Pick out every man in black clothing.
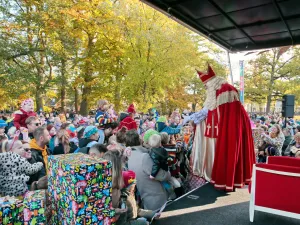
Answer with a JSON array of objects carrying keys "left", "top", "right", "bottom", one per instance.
[{"left": 28, "top": 126, "right": 50, "bottom": 185}]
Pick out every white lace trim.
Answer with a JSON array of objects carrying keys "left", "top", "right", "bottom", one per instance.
[
  {"left": 14, "top": 110, "right": 23, "bottom": 115},
  {"left": 204, "top": 77, "right": 227, "bottom": 110},
  {"left": 216, "top": 90, "right": 240, "bottom": 107}
]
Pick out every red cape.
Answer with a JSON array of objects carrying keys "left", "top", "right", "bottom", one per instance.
[
  {"left": 118, "top": 116, "right": 137, "bottom": 131},
  {"left": 210, "top": 83, "right": 255, "bottom": 191}
]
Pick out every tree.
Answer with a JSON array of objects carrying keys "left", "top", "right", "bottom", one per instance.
[
  {"left": 0, "top": 0, "right": 56, "bottom": 110},
  {"left": 0, "top": 0, "right": 227, "bottom": 114},
  {"left": 245, "top": 47, "right": 300, "bottom": 113}
]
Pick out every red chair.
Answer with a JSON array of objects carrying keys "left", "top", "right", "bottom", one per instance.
[{"left": 249, "top": 156, "right": 300, "bottom": 222}]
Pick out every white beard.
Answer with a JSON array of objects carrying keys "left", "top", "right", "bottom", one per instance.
[{"left": 203, "top": 77, "right": 227, "bottom": 111}]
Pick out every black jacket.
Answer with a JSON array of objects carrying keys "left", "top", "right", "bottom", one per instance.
[
  {"left": 284, "top": 140, "right": 300, "bottom": 157},
  {"left": 149, "top": 147, "right": 169, "bottom": 177},
  {"left": 78, "top": 138, "right": 94, "bottom": 148},
  {"left": 53, "top": 143, "right": 78, "bottom": 155},
  {"left": 69, "top": 142, "right": 78, "bottom": 153},
  {"left": 53, "top": 143, "right": 65, "bottom": 155},
  {"left": 77, "top": 146, "right": 90, "bottom": 154},
  {"left": 28, "top": 148, "right": 47, "bottom": 185},
  {"left": 282, "top": 136, "right": 293, "bottom": 155}
]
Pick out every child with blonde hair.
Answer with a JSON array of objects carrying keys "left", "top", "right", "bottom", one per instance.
[{"left": 148, "top": 134, "right": 181, "bottom": 199}]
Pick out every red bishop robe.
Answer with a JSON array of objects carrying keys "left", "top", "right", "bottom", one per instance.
[
  {"left": 118, "top": 116, "right": 137, "bottom": 131},
  {"left": 206, "top": 83, "right": 255, "bottom": 191}
]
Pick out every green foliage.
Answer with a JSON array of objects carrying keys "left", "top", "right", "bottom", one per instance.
[
  {"left": 0, "top": 0, "right": 226, "bottom": 114},
  {"left": 245, "top": 47, "right": 300, "bottom": 113}
]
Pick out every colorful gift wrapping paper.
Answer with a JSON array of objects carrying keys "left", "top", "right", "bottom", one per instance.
[
  {"left": 48, "top": 153, "right": 114, "bottom": 225},
  {"left": 23, "top": 190, "right": 46, "bottom": 225},
  {"left": 0, "top": 196, "right": 24, "bottom": 225}
]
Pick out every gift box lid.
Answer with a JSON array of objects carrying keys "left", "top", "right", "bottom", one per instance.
[
  {"left": 23, "top": 190, "right": 46, "bottom": 202},
  {"left": 0, "top": 196, "right": 23, "bottom": 207},
  {"left": 48, "top": 153, "right": 110, "bottom": 166}
]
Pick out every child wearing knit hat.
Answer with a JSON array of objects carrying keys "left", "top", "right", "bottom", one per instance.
[
  {"left": 122, "top": 170, "right": 159, "bottom": 222},
  {"left": 148, "top": 134, "right": 181, "bottom": 199}
]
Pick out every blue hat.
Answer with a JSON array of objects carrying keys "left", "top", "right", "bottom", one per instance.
[
  {"left": 84, "top": 126, "right": 98, "bottom": 138},
  {"left": 0, "top": 119, "right": 7, "bottom": 128}
]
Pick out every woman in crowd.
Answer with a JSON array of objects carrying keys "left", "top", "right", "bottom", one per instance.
[
  {"left": 126, "top": 130, "right": 170, "bottom": 211},
  {"left": 103, "top": 150, "right": 149, "bottom": 225},
  {"left": 282, "top": 128, "right": 293, "bottom": 156},
  {"left": 0, "top": 140, "right": 43, "bottom": 196},
  {"left": 53, "top": 129, "right": 71, "bottom": 155},
  {"left": 116, "top": 126, "right": 127, "bottom": 147},
  {"left": 261, "top": 124, "right": 285, "bottom": 156},
  {"left": 284, "top": 132, "right": 300, "bottom": 157}
]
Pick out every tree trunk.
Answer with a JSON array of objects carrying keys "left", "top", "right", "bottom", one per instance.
[
  {"left": 114, "top": 72, "right": 121, "bottom": 112},
  {"left": 79, "top": 86, "right": 91, "bottom": 116},
  {"left": 192, "top": 103, "right": 196, "bottom": 112},
  {"left": 35, "top": 88, "right": 43, "bottom": 112},
  {"left": 79, "top": 34, "right": 94, "bottom": 116},
  {"left": 60, "top": 59, "right": 66, "bottom": 113},
  {"left": 266, "top": 51, "right": 277, "bottom": 114},
  {"left": 266, "top": 96, "right": 270, "bottom": 113},
  {"left": 266, "top": 79, "right": 273, "bottom": 113},
  {"left": 74, "top": 87, "right": 79, "bottom": 113},
  {"left": 143, "top": 81, "right": 147, "bottom": 103}
]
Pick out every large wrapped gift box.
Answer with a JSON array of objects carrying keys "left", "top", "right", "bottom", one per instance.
[
  {"left": 23, "top": 190, "right": 47, "bottom": 225},
  {"left": 0, "top": 196, "right": 24, "bottom": 225},
  {"left": 48, "top": 153, "right": 113, "bottom": 225},
  {"left": 0, "top": 190, "right": 47, "bottom": 225}
]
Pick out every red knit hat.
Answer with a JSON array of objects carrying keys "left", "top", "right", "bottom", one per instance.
[
  {"left": 196, "top": 65, "right": 216, "bottom": 84},
  {"left": 127, "top": 104, "right": 136, "bottom": 114},
  {"left": 67, "top": 126, "right": 77, "bottom": 138},
  {"left": 122, "top": 170, "right": 136, "bottom": 188}
]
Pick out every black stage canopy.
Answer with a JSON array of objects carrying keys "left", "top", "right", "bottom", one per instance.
[{"left": 141, "top": 0, "right": 300, "bottom": 52}]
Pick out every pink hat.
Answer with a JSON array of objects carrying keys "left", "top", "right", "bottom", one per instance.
[{"left": 21, "top": 98, "right": 33, "bottom": 108}]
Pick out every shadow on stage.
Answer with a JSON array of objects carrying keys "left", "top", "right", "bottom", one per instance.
[{"left": 153, "top": 184, "right": 299, "bottom": 225}]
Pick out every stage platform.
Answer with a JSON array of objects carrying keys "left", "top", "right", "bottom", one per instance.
[{"left": 154, "top": 183, "right": 299, "bottom": 225}]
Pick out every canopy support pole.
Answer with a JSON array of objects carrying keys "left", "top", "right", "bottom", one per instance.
[{"left": 227, "top": 51, "right": 234, "bottom": 85}]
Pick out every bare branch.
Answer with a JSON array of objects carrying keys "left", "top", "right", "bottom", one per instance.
[
  {"left": 4, "top": 49, "right": 45, "bottom": 60},
  {"left": 275, "top": 56, "right": 296, "bottom": 73},
  {"left": 14, "top": 0, "right": 25, "bottom": 13},
  {"left": 146, "top": 41, "right": 151, "bottom": 62},
  {"left": 273, "top": 71, "right": 290, "bottom": 80}
]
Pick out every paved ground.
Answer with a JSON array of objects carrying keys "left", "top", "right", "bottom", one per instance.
[{"left": 154, "top": 183, "right": 299, "bottom": 225}]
